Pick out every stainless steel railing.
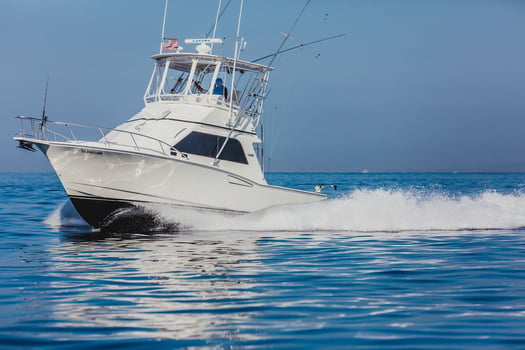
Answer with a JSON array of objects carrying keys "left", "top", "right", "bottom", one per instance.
[{"left": 15, "top": 116, "right": 179, "bottom": 157}]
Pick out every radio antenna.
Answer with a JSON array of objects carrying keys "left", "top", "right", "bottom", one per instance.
[
  {"left": 159, "top": 0, "right": 169, "bottom": 53},
  {"left": 39, "top": 76, "right": 49, "bottom": 132}
]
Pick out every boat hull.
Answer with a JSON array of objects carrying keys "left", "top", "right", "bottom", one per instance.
[
  {"left": 68, "top": 196, "right": 188, "bottom": 231},
  {"left": 68, "top": 195, "right": 133, "bottom": 228},
  {"left": 35, "top": 142, "right": 324, "bottom": 228}
]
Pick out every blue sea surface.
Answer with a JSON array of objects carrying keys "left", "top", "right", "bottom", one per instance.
[{"left": 1, "top": 172, "right": 525, "bottom": 349}]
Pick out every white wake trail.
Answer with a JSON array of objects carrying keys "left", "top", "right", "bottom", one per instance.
[{"left": 150, "top": 189, "right": 525, "bottom": 232}]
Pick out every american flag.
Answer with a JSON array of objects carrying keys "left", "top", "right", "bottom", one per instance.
[{"left": 162, "top": 38, "right": 179, "bottom": 51}]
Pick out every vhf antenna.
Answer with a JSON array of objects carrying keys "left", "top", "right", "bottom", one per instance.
[{"left": 39, "top": 76, "right": 49, "bottom": 134}]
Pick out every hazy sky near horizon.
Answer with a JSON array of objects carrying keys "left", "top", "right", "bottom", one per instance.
[{"left": 1, "top": 0, "right": 525, "bottom": 172}]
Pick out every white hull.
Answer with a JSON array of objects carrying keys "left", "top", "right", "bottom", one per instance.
[{"left": 38, "top": 142, "right": 324, "bottom": 227}]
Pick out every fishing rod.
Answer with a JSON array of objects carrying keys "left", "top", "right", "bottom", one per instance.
[
  {"left": 254, "top": 32, "right": 345, "bottom": 171},
  {"left": 252, "top": 33, "right": 346, "bottom": 63}
]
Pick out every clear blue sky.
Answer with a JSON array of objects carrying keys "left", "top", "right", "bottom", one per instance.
[{"left": 2, "top": 0, "right": 525, "bottom": 172}]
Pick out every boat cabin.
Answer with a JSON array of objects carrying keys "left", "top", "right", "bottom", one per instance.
[{"left": 144, "top": 40, "right": 272, "bottom": 124}]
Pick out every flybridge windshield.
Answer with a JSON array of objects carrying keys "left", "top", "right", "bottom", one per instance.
[{"left": 144, "top": 53, "right": 271, "bottom": 120}]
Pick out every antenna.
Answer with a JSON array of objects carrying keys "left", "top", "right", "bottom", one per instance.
[
  {"left": 160, "top": 0, "right": 169, "bottom": 53},
  {"left": 39, "top": 76, "right": 49, "bottom": 133}
]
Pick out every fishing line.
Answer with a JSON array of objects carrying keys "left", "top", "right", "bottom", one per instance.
[{"left": 266, "top": 50, "right": 301, "bottom": 166}]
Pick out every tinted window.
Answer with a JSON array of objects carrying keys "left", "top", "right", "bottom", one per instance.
[{"left": 175, "top": 132, "right": 247, "bottom": 164}]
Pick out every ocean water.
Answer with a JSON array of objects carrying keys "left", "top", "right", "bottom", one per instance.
[{"left": 1, "top": 172, "right": 525, "bottom": 349}]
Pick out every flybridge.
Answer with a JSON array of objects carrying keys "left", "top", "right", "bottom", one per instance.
[
  {"left": 147, "top": 2, "right": 271, "bottom": 123},
  {"left": 145, "top": 37, "right": 271, "bottom": 126},
  {"left": 144, "top": 52, "right": 271, "bottom": 125}
]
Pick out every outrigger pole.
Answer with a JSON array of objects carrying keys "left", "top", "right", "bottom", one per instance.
[
  {"left": 210, "top": 0, "right": 223, "bottom": 53},
  {"left": 207, "top": 0, "right": 232, "bottom": 38},
  {"left": 267, "top": 0, "right": 311, "bottom": 67},
  {"left": 252, "top": 33, "right": 346, "bottom": 64},
  {"left": 256, "top": 0, "right": 311, "bottom": 173},
  {"left": 214, "top": 0, "right": 244, "bottom": 165},
  {"left": 208, "top": 0, "right": 235, "bottom": 54}
]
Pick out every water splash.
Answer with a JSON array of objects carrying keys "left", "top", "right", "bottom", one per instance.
[
  {"left": 44, "top": 200, "right": 90, "bottom": 229},
  {"left": 147, "top": 189, "right": 525, "bottom": 232}
]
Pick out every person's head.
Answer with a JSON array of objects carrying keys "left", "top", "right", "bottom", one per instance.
[{"left": 215, "top": 78, "right": 223, "bottom": 86}]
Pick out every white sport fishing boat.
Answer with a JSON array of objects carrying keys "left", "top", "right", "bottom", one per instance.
[{"left": 14, "top": 6, "right": 326, "bottom": 229}]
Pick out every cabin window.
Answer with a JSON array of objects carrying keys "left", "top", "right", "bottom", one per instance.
[{"left": 175, "top": 132, "right": 248, "bottom": 164}]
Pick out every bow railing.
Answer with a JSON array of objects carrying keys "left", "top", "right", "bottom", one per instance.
[{"left": 15, "top": 116, "right": 179, "bottom": 157}]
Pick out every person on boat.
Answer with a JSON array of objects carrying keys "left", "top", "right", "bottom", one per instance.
[{"left": 212, "top": 78, "right": 228, "bottom": 99}]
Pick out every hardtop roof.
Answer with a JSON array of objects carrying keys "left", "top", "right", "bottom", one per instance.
[{"left": 151, "top": 53, "right": 273, "bottom": 74}]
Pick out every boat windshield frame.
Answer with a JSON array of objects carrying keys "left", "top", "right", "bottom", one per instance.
[{"left": 144, "top": 53, "right": 272, "bottom": 123}]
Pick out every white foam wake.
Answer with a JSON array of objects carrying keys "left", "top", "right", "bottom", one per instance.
[{"left": 148, "top": 189, "right": 525, "bottom": 232}]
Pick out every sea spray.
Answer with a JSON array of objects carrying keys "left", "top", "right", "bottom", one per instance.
[{"left": 44, "top": 200, "right": 90, "bottom": 228}]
